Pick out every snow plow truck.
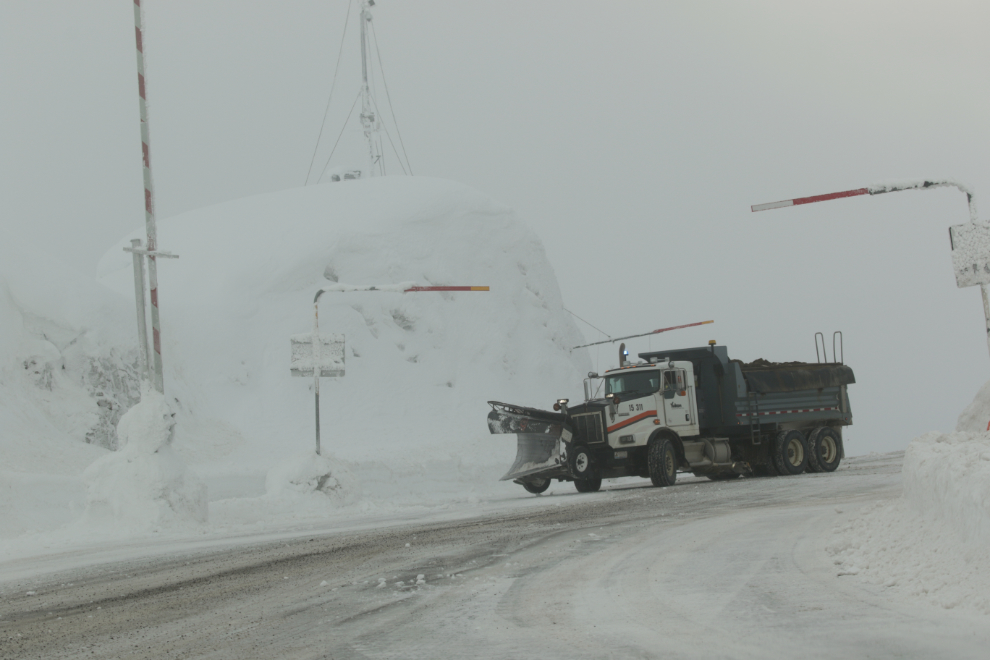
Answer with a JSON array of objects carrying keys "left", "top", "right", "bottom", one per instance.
[{"left": 487, "top": 340, "right": 854, "bottom": 494}]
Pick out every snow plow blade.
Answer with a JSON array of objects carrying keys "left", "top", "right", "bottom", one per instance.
[{"left": 487, "top": 401, "right": 572, "bottom": 482}]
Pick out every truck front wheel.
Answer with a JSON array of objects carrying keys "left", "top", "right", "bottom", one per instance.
[
  {"left": 648, "top": 437, "right": 677, "bottom": 487},
  {"left": 773, "top": 430, "right": 808, "bottom": 475},
  {"left": 568, "top": 445, "right": 594, "bottom": 480},
  {"left": 574, "top": 476, "right": 602, "bottom": 493}
]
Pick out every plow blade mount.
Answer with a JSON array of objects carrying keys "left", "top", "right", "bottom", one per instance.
[{"left": 487, "top": 401, "right": 572, "bottom": 481}]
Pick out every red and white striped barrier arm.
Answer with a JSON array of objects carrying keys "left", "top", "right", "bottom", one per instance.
[
  {"left": 403, "top": 286, "right": 490, "bottom": 292},
  {"left": 573, "top": 320, "right": 714, "bottom": 350},
  {"left": 752, "top": 179, "right": 978, "bottom": 222},
  {"left": 751, "top": 188, "right": 869, "bottom": 212},
  {"left": 315, "top": 283, "right": 488, "bottom": 301}
]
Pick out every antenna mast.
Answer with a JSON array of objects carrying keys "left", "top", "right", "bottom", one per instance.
[{"left": 359, "top": 0, "right": 381, "bottom": 177}]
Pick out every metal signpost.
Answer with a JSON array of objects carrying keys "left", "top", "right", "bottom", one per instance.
[
  {"left": 751, "top": 179, "right": 990, "bottom": 358},
  {"left": 291, "top": 283, "right": 489, "bottom": 455}
]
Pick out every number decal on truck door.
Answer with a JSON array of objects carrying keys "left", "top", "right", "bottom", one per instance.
[{"left": 628, "top": 404, "right": 643, "bottom": 412}]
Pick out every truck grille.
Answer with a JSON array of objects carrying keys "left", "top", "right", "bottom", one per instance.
[{"left": 571, "top": 412, "right": 606, "bottom": 445}]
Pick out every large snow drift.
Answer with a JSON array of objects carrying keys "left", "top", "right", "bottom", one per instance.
[
  {"left": 82, "top": 385, "right": 207, "bottom": 534},
  {"left": 829, "top": 385, "right": 990, "bottom": 616},
  {"left": 1, "top": 176, "right": 592, "bottom": 552},
  {"left": 955, "top": 379, "right": 990, "bottom": 432},
  {"left": 91, "top": 177, "right": 590, "bottom": 505},
  {"left": 0, "top": 241, "right": 141, "bottom": 541}
]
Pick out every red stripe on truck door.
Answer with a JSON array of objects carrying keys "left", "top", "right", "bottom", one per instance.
[{"left": 607, "top": 410, "right": 657, "bottom": 433}]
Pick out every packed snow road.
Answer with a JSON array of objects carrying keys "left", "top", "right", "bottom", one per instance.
[{"left": 2, "top": 452, "right": 987, "bottom": 659}]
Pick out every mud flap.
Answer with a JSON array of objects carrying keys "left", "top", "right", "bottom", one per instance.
[{"left": 487, "top": 402, "right": 572, "bottom": 482}]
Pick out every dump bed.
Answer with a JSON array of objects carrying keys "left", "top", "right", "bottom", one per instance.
[{"left": 638, "top": 346, "right": 854, "bottom": 435}]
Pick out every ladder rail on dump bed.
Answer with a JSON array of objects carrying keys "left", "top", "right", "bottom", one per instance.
[{"left": 748, "top": 391, "right": 761, "bottom": 444}]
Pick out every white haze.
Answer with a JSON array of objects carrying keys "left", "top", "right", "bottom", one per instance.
[{"left": 4, "top": 1, "right": 990, "bottom": 454}]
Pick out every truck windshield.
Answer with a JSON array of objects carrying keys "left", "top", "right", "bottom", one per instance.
[{"left": 605, "top": 370, "right": 660, "bottom": 398}]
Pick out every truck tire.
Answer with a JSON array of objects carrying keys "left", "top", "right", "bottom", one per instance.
[
  {"left": 648, "top": 437, "right": 677, "bottom": 487},
  {"left": 812, "top": 427, "right": 842, "bottom": 472},
  {"left": 574, "top": 476, "right": 602, "bottom": 493},
  {"left": 773, "top": 430, "right": 808, "bottom": 475},
  {"left": 568, "top": 445, "right": 594, "bottom": 480},
  {"left": 805, "top": 427, "right": 826, "bottom": 473},
  {"left": 522, "top": 478, "right": 551, "bottom": 494}
]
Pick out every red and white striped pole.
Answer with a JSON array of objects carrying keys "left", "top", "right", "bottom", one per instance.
[
  {"left": 751, "top": 179, "right": 978, "bottom": 223},
  {"left": 572, "top": 320, "right": 715, "bottom": 350},
  {"left": 133, "top": 0, "right": 166, "bottom": 393}
]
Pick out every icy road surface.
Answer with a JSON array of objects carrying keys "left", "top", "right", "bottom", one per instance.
[{"left": 2, "top": 452, "right": 987, "bottom": 659}]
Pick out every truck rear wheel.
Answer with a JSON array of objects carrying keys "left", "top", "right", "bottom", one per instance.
[
  {"left": 811, "top": 427, "right": 842, "bottom": 472},
  {"left": 805, "top": 427, "right": 826, "bottom": 473},
  {"left": 574, "top": 476, "right": 602, "bottom": 493},
  {"left": 648, "top": 437, "right": 677, "bottom": 487},
  {"left": 522, "top": 478, "right": 551, "bottom": 494},
  {"left": 773, "top": 430, "right": 808, "bottom": 475}
]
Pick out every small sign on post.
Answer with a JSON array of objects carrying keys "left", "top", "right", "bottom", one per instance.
[
  {"left": 290, "top": 334, "right": 345, "bottom": 377},
  {"left": 949, "top": 223, "right": 990, "bottom": 288},
  {"left": 290, "top": 333, "right": 345, "bottom": 456},
  {"left": 948, "top": 223, "right": 990, "bottom": 355}
]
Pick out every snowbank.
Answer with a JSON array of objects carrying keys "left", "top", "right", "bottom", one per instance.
[
  {"left": 81, "top": 386, "right": 207, "bottom": 533},
  {"left": 955, "top": 379, "right": 990, "bottom": 432},
  {"left": 265, "top": 450, "right": 354, "bottom": 502},
  {"left": 829, "top": 423, "right": 990, "bottom": 615},
  {"left": 0, "top": 242, "right": 141, "bottom": 541},
  {"left": 902, "top": 432, "right": 990, "bottom": 546}
]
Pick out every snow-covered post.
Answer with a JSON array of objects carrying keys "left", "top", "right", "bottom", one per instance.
[
  {"left": 752, "top": 179, "right": 990, "bottom": 359},
  {"left": 359, "top": 0, "right": 381, "bottom": 177},
  {"left": 128, "top": 239, "right": 151, "bottom": 380},
  {"left": 297, "top": 283, "right": 489, "bottom": 455}
]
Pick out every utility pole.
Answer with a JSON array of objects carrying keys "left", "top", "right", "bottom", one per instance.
[{"left": 359, "top": 1, "right": 382, "bottom": 177}]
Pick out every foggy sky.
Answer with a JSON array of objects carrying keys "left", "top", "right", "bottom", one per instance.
[{"left": 3, "top": 1, "right": 990, "bottom": 454}]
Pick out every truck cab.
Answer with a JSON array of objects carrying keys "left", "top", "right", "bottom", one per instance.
[{"left": 602, "top": 360, "right": 700, "bottom": 449}]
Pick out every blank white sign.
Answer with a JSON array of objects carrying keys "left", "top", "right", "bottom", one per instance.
[
  {"left": 290, "top": 333, "right": 345, "bottom": 377},
  {"left": 949, "top": 223, "right": 990, "bottom": 288}
]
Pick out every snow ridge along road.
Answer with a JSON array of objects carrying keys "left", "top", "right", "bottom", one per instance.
[{"left": 2, "top": 453, "right": 987, "bottom": 659}]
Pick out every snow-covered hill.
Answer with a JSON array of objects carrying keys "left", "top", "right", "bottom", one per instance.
[
  {"left": 98, "top": 176, "right": 590, "bottom": 470},
  {"left": 1, "top": 177, "right": 592, "bottom": 552}
]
